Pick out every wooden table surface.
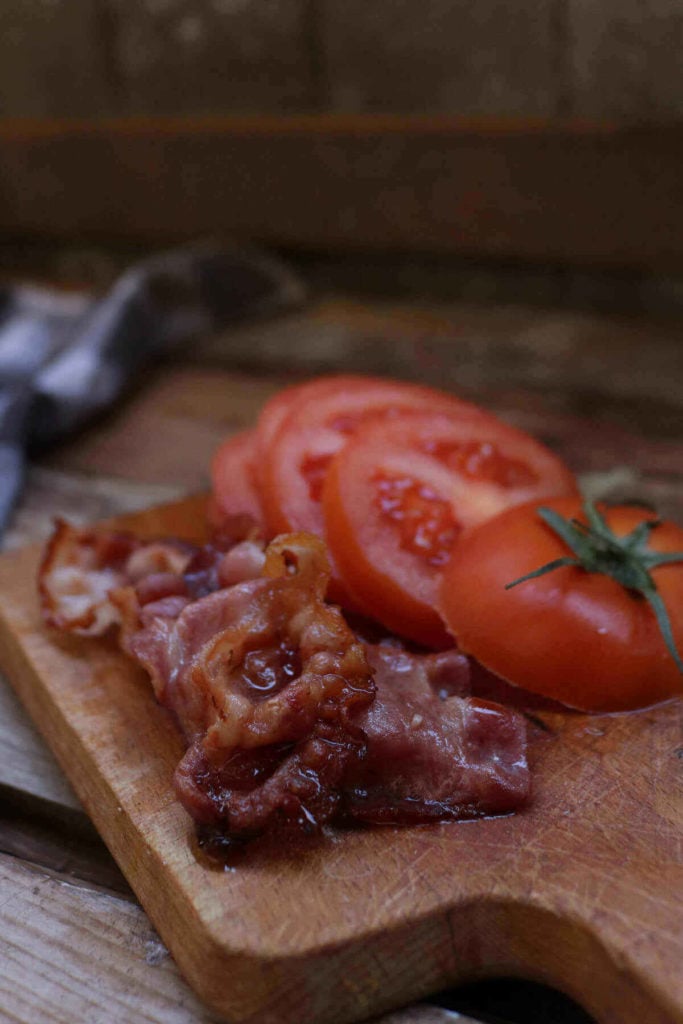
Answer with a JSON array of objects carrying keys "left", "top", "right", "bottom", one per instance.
[{"left": 1, "top": 291, "right": 681, "bottom": 1024}]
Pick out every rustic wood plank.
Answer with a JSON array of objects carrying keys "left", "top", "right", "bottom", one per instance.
[
  {"left": 7, "top": 239, "right": 683, "bottom": 324},
  {"left": 0, "top": 2, "right": 117, "bottom": 118},
  {"left": 320, "top": 1, "right": 558, "bottom": 116},
  {"left": 0, "top": 852, "right": 220, "bottom": 1023},
  {"left": 3, "top": 466, "right": 185, "bottom": 552},
  {"left": 570, "top": 0, "right": 683, "bottom": 119},
  {"left": 0, "top": 792, "right": 132, "bottom": 896},
  {"left": 2, "top": 117, "right": 683, "bottom": 269},
  {"left": 43, "top": 370, "right": 286, "bottom": 488},
  {"left": 0, "top": 678, "right": 80, "bottom": 812},
  {"left": 193, "top": 299, "right": 683, "bottom": 424},
  {"left": 0, "top": 851, "right": 471, "bottom": 1023},
  {"left": 0, "top": 837, "right": 470, "bottom": 1022},
  {"left": 0, "top": 851, "right": 471, "bottom": 1024},
  {"left": 38, "top": 299, "right": 682, "bottom": 523},
  {"left": 36, "top": 297, "right": 682, "bottom": 452},
  {"left": 108, "top": 0, "right": 315, "bottom": 115}
]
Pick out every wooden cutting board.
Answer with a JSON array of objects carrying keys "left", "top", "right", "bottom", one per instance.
[{"left": 0, "top": 494, "right": 681, "bottom": 1024}]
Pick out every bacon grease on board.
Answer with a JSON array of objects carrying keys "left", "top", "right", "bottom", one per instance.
[{"left": 38, "top": 518, "right": 530, "bottom": 846}]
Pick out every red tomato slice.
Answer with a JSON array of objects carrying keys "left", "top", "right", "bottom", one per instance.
[
  {"left": 438, "top": 498, "right": 683, "bottom": 711},
  {"left": 257, "top": 376, "right": 496, "bottom": 607},
  {"left": 254, "top": 376, "right": 371, "bottom": 497},
  {"left": 209, "top": 429, "right": 265, "bottom": 530},
  {"left": 258, "top": 375, "right": 495, "bottom": 539},
  {"left": 254, "top": 381, "right": 312, "bottom": 464},
  {"left": 322, "top": 412, "right": 578, "bottom": 647}
]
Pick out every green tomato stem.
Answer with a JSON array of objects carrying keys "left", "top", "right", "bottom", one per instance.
[{"left": 505, "top": 500, "right": 683, "bottom": 676}]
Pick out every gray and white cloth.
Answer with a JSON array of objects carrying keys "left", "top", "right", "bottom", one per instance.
[{"left": 0, "top": 242, "right": 304, "bottom": 535}]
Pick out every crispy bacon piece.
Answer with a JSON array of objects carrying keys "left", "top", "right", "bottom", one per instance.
[
  {"left": 182, "top": 537, "right": 267, "bottom": 598},
  {"left": 344, "top": 644, "right": 530, "bottom": 823},
  {"left": 38, "top": 519, "right": 192, "bottom": 635},
  {"left": 39, "top": 519, "right": 530, "bottom": 844},
  {"left": 38, "top": 517, "right": 265, "bottom": 637},
  {"left": 129, "top": 534, "right": 375, "bottom": 835},
  {"left": 175, "top": 721, "right": 367, "bottom": 836}
]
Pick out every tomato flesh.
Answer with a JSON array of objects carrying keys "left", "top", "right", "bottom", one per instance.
[
  {"left": 323, "top": 412, "right": 578, "bottom": 647},
  {"left": 209, "top": 429, "right": 265, "bottom": 529},
  {"left": 301, "top": 452, "right": 335, "bottom": 504},
  {"left": 253, "top": 379, "right": 338, "bottom": 490},
  {"left": 257, "top": 376, "right": 495, "bottom": 606},
  {"left": 258, "top": 375, "right": 495, "bottom": 537},
  {"left": 422, "top": 439, "right": 539, "bottom": 487},
  {"left": 374, "top": 473, "right": 461, "bottom": 568},
  {"left": 439, "top": 497, "right": 683, "bottom": 711}
]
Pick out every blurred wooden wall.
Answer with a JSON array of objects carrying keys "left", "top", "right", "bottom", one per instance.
[
  {"left": 2, "top": 0, "right": 683, "bottom": 120},
  {"left": 1, "top": 2, "right": 683, "bottom": 273}
]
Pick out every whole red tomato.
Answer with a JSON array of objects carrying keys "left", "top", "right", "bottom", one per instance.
[{"left": 439, "top": 497, "right": 683, "bottom": 712}]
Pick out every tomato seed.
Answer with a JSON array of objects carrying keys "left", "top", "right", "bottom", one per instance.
[
  {"left": 373, "top": 473, "right": 461, "bottom": 567},
  {"left": 421, "top": 439, "right": 537, "bottom": 487}
]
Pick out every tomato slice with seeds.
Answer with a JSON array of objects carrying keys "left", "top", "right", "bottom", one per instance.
[
  {"left": 254, "top": 381, "right": 312, "bottom": 471},
  {"left": 257, "top": 375, "right": 494, "bottom": 539},
  {"left": 257, "top": 376, "right": 496, "bottom": 606},
  {"left": 253, "top": 376, "right": 371, "bottom": 499},
  {"left": 322, "top": 412, "right": 578, "bottom": 647},
  {"left": 209, "top": 429, "right": 265, "bottom": 530}
]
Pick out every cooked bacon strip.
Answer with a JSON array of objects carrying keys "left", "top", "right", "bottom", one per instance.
[
  {"left": 343, "top": 644, "right": 530, "bottom": 823},
  {"left": 38, "top": 517, "right": 264, "bottom": 637},
  {"left": 39, "top": 519, "right": 530, "bottom": 843},
  {"left": 175, "top": 721, "right": 367, "bottom": 836},
  {"left": 182, "top": 537, "right": 267, "bottom": 598},
  {"left": 38, "top": 519, "right": 191, "bottom": 635},
  {"left": 127, "top": 534, "right": 375, "bottom": 835}
]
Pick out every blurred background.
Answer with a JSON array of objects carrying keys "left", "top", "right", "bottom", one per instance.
[{"left": 1, "top": 0, "right": 683, "bottom": 316}]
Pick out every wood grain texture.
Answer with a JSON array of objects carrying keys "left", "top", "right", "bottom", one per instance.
[
  {"left": 42, "top": 296, "right": 683, "bottom": 522},
  {"left": 320, "top": 0, "right": 557, "bottom": 116},
  {"left": 107, "top": 0, "right": 315, "bottom": 115},
  {"left": 190, "top": 298, "right": 683, "bottom": 423},
  {"left": 0, "top": 840, "right": 470, "bottom": 1023},
  {"left": 0, "top": 497, "right": 681, "bottom": 1024},
  {"left": 0, "top": 797, "right": 133, "bottom": 896},
  {"left": 0, "top": 678, "right": 80, "bottom": 812},
  {"left": 8, "top": 232, "right": 683, "bottom": 325},
  {"left": 569, "top": 0, "right": 683, "bottom": 118},
  {"left": 0, "top": 852, "right": 220, "bottom": 1023},
  {"left": 2, "top": 117, "right": 683, "bottom": 269},
  {"left": 0, "top": 1, "right": 116, "bottom": 118},
  {"left": 0, "top": 857, "right": 466, "bottom": 1024},
  {"left": 4, "top": 0, "right": 683, "bottom": 128},
  {"left": 46, "top": 370, "right": 287, "bottom": 488},
  {"left": 2, "top": 466, "right": 186, "bottom": 553}
]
